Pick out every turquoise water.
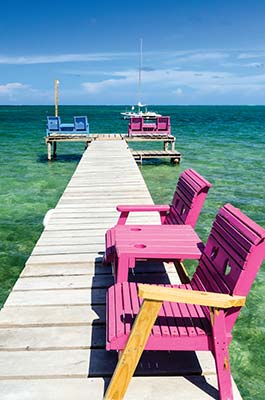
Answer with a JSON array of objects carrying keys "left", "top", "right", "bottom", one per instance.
[{"left": 0, "top": 105, "right": 264, "bottom": 398}]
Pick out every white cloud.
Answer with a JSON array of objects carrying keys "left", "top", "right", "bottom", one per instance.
[
  {"left": 238, "top": 52, "right": 265, "bottom": 59},
  {"left": 173, "top": 88, "right": 183, "bottom": 95},
  {"left": 244, "top": 62, "right": 263, "bottom": 68},
  {"left": 176, "top": 52, "right": 229, "bottom": 63},
  {"left": 82, "top": 79, "right": 119, "bottom": 93},
  {"left": 0, "top": 82, "right": 29, "bottom": 94},
  {"left": 0, "top": 49, "right": 234, "bottom": 66},
  {"left": 0, "top": 54, "right": 113, "bottom": 65},
  {"left": 80, "top": 67, "right": 265, "bottom": 98}
]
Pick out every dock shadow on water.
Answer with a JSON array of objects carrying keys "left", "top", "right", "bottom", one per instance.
[
  {"left": 88, "top": 259, "right": 218, "bottom": 398},
  {"left": 38, "top": 153, "right": 82, "bottom": 163}
]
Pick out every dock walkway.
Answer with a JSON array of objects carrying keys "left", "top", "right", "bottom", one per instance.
[{"left": 0, "top": 138, "right": 241, "bottom": 399}]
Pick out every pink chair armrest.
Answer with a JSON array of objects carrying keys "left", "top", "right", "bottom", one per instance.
[
  {"left": 116, "top": 204, "right": 170, "bottom": 225},
  {"left": 117, "top": 205, "right": 170, "bottom": 212}
]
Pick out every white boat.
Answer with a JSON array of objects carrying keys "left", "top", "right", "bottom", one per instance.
[
  {"left": 121, "top": 39, "right": 161, "bottom": 120},
  {"left": 121, "top": 103, "right": 161, "bottom": 120}
]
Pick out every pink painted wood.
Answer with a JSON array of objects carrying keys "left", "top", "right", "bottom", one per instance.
[
  {"left": 128, "top": 116, "right": 171, "bottom": 136},
  {"left": 128, "top": 117, "right": 144, "bottom": 136},
  {"left": 104, "top": 169, "right": 212, "bottom": 265},
  {"left": 114, "top": 224, "right": 203, "bottom": 283},
  {"left": 106, "top": 203, "right": 265, "bottom": 399},
  {"left": 155, "top": 116, "right": 171, "bottom": 135}
]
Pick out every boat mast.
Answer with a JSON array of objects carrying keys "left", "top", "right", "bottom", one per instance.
[{"left": 138, "top": 38, "right": 143, "bottom": 113}]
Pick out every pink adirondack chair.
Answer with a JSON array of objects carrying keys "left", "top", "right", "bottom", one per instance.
[
  {"left": 155, "top": 116, "right": 171, "bottom": 135},
  {"left": 105, "top": 204, "right": 265, "bottom": 400},
  {"left": 128, "top": 117, "right": 144, "bottom": 136},
  {"left": 104, "top": 168, "right": 212, "bottom": 265}
]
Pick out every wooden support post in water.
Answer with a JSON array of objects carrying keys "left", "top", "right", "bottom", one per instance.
[
  {"left": 53, "top": 141, "right": 57, "bottom": 158},
  {"left": 47, "top": 141, "right": 52, "bottom": 161},
  {"left": 163, "top": 141, "right": 169, "bottom": 151}
]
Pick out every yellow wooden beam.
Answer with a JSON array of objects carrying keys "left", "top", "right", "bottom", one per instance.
[
  {"left": 54, "top": 79, "right": 59, "bottom": 117},
  {"left": 138, "top": 284, "right": 246, "bottom": 309},
  {"left": 104, "top": 299, "right": 162, "bottom": 400}
]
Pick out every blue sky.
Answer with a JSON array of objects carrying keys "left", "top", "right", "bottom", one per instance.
[{"left": 1, "top": 0, "right": 265, "bottom": 105}]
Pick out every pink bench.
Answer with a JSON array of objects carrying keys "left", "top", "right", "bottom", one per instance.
[
  {"left": 104, "top": 169, "right": 212, "bottom": 267},
  {"left": 105, "top": 204, "right": 265, "bottom": 399},
  {"left": 128, "top": 116, "right": 171, "bottom": 136}
]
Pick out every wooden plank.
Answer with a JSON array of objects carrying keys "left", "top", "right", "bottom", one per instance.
[
  {"left": 21, "top": 260, "right": 177, "bottom": 277},
  {"left": 26, "top": 253, "right": 104, "bottom": 264},
  {"left": 0, "top": 325, "right": 106, "bottom": 350},
  {"left": 0, "top": 305, "right": 106, "bottom": 327},
  {"left": 13, "top": 274, "right": 113, "bottom": 291},
  {"left": 36, "top": 229, "right": 108, "bottom": 238},
  {"left": 36, "top": 236, "right": 106, "bottom": 246},
  {"left": 31, "top": 244, "right": 105, "bottom": 255},
  {"left": 4, "top": 288, "right": 107, "bottom": 307},
  {"left": 0, "top": 376, "right": 242, "bottom": 400},
  {"left": 13, "top": 272, "right": 177, "bottom": 291},
  {"left": 21, "top": 263, "right": 108, "bottom": 277},
  {"left": 0, "top": 349, "right": 216, "bottom": 379}
]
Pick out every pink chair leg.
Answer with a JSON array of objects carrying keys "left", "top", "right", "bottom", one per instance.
[
  {"left": 116, "top": 255, "right": 134, "bottom": 283},
  {"left": 103, "top": 228, "right": 115, "bottom": 265},
  {"left": 211, "top": 308, "right": 233, "bottom": 400}
]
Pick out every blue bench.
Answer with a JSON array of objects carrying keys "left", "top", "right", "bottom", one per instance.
[{"left": 46, "top": 116, "right": 89, "bottom": 135}]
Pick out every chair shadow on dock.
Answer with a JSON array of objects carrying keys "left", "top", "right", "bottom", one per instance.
[{"left": 87, "top": 259, "right": 219, "bottom": 399}]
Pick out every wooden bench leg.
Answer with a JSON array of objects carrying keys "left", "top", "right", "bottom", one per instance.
[
  {"left": 104, "top": 299, "right": 162, "bottom": 400},
  {"left": 211, "top": 308, "right": 233, "bottom": 400}
]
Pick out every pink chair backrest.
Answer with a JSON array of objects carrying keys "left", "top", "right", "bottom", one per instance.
[
  {"left": 129, "top": 117, "right": 143, "bottom": 131},
  {"left": 156, "top": 116, "right": 170, "bottom": 131},
  {"left": 165, "top": 169, "right": 212, "bottom": 227},
  {"left": 191, "top": 203, "right": 265, "bottom": 332}
]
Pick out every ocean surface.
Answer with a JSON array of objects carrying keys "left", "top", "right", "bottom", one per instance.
[{"left": 0, "top": 105, "right": 264, "bottom": 398}]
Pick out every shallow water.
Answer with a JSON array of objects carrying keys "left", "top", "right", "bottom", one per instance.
[{"left": 0, "top": 105, "right": 264, "bottom": 398}]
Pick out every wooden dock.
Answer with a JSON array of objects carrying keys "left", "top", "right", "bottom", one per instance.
[
  {"left": 0, "top": 138, "right": 241, "bottom": 399},
  {"left": 132, "top": 149, "right": 181, "bottom": 164},
  {"left": 45, "top": 133, "right": 182, "bottom": 163}
]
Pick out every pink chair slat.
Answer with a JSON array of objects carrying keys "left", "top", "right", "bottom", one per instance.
[
  {"left": 170, "top": 301, "right": 188, "bottom": 336},
  {"left": 106, "top": 282, "right": 212, "bottom": 351},
  {"left": 220, "top": 204, "right": 265, "bottom": 244},
  {"left": 193, "top": 263, "right": 231, "bottom": 295},
  {"left": 158, "top": 302, "right": 171, "bottom": 337},
  {"left": 114, "top": 283, "right": 125, "bottom": 339},
  {"left": 178, "top": 169, "right": 211, "bottom": 194},
  {"left": 164, "top": 207, "right": 184, "bottom": 225},
  {"left": 204, "top": 232, "right": 248, "bottom": 271},
  {"left": 163, "top": 300, "right": 179, "bottom": 337},
  {"left": 123, "top": 281, "right": 134, "bottom": 336},
  {"left": 129, "top": 280, "right": 141, "bottom": 315},
  {"left": 107, "top": 285, "right": 117, "bottom": 347},
  {"left": 213, "top": 216, "right": 253, "bottom": 256}
]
